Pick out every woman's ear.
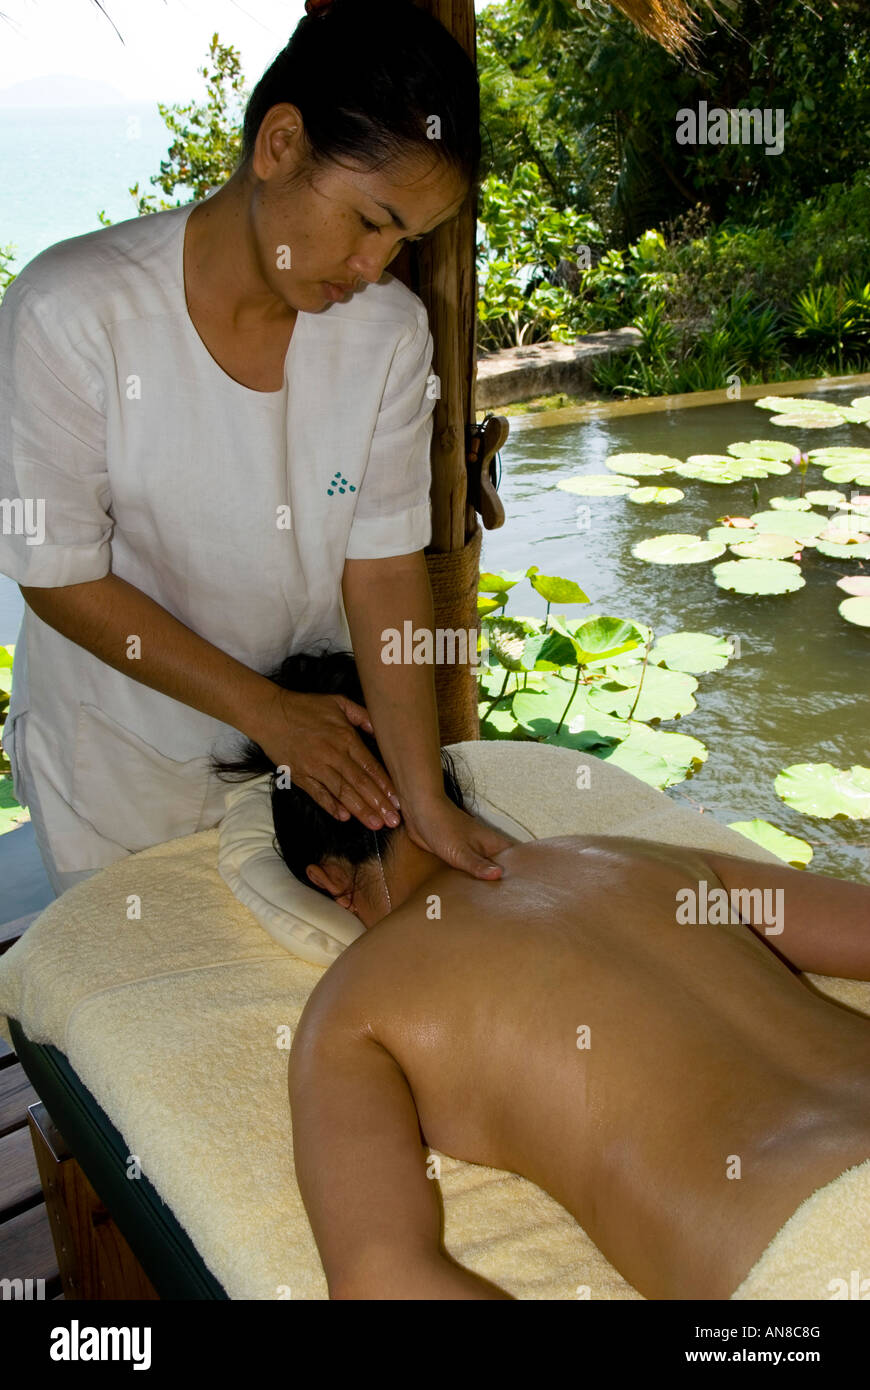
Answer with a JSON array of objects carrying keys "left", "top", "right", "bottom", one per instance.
[{"left": 306, "top": 860, "right": 353, "bottom": 905}]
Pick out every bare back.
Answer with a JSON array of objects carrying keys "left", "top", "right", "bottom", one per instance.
[{"left": 299, "top": 834, "right": 870, "bottom": 1298}]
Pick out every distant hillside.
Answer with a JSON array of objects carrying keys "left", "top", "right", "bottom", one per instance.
[{"left": 0, "top": 75, "right": 130, "bottom": 108}]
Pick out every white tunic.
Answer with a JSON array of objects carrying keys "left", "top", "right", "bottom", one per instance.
[{"left": 0, "top": 200, "right": 435, "bottom": 874}]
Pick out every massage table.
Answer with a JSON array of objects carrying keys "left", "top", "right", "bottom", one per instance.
[{"left": 2, "top": 740, "right": 868, "bottom": 1300}]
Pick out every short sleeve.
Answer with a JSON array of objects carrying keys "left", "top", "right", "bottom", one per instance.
[
  {"left": 345, "top": 303, "right": 435, "bottom": 560},
  {"left": 0, "top": 279, "right": 112, "bottom": 587}
]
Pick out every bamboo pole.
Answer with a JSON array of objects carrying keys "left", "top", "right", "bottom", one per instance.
[{"left": 391, "top": 0, "right": 481, "bottom": 744}]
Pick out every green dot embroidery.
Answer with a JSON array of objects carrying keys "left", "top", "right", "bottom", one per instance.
[{"left": 327, "top": 472, "right": 356, "bottom": 497}]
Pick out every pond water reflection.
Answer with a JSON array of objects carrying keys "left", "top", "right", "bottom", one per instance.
[{"left": 479, "top": 383, "right": 870, "bottom": 884}]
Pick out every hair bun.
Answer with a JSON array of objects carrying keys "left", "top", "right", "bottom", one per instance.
[{"left": 304, "top": 0, "right": 333, "bottom": 14}]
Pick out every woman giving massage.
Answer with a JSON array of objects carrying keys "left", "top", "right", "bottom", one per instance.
[{"left": 214, "top": 650, "right": 870, "bottom": 1301}]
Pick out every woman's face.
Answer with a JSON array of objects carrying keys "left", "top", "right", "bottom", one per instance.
[{"left": 247, "top": 103, "right": 469, "bottom": 311}]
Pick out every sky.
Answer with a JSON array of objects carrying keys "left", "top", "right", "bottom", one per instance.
[{"left": 0, "top": 0, "right": 494, "bottom": 105}]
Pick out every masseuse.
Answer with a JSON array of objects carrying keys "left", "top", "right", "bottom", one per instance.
[{"left": 0, "top": 0, "right": 511, "bottom": 895}]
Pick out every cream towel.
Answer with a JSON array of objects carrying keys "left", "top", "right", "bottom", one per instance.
[
  {"left": 731, "top": 1158, "right": 870, "bottom": 1300},
  {"left": 0, "top": 740, "right": 867, "bottom": 1299}
]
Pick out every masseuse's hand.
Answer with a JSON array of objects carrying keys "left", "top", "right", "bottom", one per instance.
[
  {"left": 402, "top": 794, "right": 516, "bottom": 881},
  {"left": 257, "top": 687, "right": 401, "bottom": 829}
]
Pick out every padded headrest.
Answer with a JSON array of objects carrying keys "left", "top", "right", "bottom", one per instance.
[{"left": 217, "top": 766, "right": 533, "bottom": 967}]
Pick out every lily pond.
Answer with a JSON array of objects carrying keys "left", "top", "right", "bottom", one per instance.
[{"left": 477, "top": 383, "right": 870, "bottom": 885}]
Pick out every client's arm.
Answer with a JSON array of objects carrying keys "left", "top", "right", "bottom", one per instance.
[
  {"left": 288, "top": 979, "right": 510, "bottom": 1300},
  {"left": 703, "top": 848, "right": 870, "bottom": 979}
]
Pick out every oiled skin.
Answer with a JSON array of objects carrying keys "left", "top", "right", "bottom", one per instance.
[{"left": 311, "top": 834, "right": 870, "bottom": 1299}]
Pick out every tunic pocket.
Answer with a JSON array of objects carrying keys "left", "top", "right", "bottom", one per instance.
[{"left": 71, "top": 702, "right": 213, "bottom": 855}]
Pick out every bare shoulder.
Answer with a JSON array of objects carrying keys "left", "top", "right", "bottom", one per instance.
[
  {"left": 494, "top": 833, "right": 648, "bottom": 860},
  {"left": 291, "top": 918, "right": 411, "bottom": 1060}
]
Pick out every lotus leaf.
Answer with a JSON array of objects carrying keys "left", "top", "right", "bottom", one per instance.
[
  {"left": 586, "top": 663, "right": 698, "bottom": 722},
  {"left": 728, "top": 533, "right": 799, "bottom": 560},
  {"left": 557, "top": 474, "right": 638, "bottom": 497},
  {"left": 479, "top": 570, "right": 527, "bottom": 593},
  {"left": 767, "top": 496, "right": 812, "bottom": 511},
  {"left": 626, "top": 486, "right": 685, "bottom": 505},
  {"left": 650, "top": 631, "right": 734, "bottom": 673},
  {"left": 602, "top": 725, "right": 707, "bottom": 788},
  {"left": 774, "top": 763, "right": 870, "bottom": 820},
  {"left": 770, "top": 412, "right": 844, "bottom": 429},
  {"left": 805, "top": 489, "right": 848, "bottom": 507},
  {"left": 726, "top": 819, "right": 813, "bottom": 866},
  {"left": 712, "top": 559, "right": 805, "bottom": 595},
  {"left": 749, "top": 511, "right": 827, "bottom": 541},
  {"left": 673, "top": 458, "right": 746, "bottom": 483},
  {"left": 632, "top": 533, "right": 727, "bottom": 564},
  {"left": 604, "top": 452, "right": 682, "bottom": 476},
  {"left": 839, "top": 596, "right": 870, "bottom": 627},
  {"left": 726, "top": 440, "right": 798, "bottom": 462}
]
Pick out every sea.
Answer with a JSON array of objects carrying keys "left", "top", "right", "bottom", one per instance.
[{"left": 0, "top": 102, "right": 191, "bottom": 643}]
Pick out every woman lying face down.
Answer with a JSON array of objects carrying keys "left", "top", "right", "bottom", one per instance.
[{"left": 215, "top": 649, "right": 870, "bottom": 1301}]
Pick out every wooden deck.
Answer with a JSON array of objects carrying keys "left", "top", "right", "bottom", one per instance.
[{"left": 0, "top": 823, "right": 64, "bottom": 1299}]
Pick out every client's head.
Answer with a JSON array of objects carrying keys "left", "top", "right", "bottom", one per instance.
[{"left": 211, "top": 646, "right": 470, "bottom": 927}]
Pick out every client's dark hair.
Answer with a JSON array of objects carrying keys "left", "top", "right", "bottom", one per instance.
[{"left": 211, "top": 645, "right": 469, "bottom": 900}]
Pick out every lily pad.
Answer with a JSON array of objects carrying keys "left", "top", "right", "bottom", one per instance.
[
  {"left": 632, "top": 533, "right": 726, "bottom": 565},
  {"left": 805, "top": 489, "right": 848, "bottom": 507},
  {"left": 818, "top": 520, "right": 870, "bottom": 543},
  {"left": 601, "top": 725, "right": 707, "bottom": 788},
  {"left": 707, "top": 524, "right": 756, "bottom": 545},
  {"left": 728, "top": 533, "right": 799, "bottom": 560},
  {"left": 478, "top": 704, "right": 521, "bottom": 738},
  {"left": 755, "top": 397, "right": 849, "bottom": 428},
  {"left": 650, "top": 631, "right": 734, "bottom": 673},
  {"left": 774, "top": 763, "right": 870, "bottom": 820},
  {"left": 726, "top": 819, "right": 813, "bottom": 867},
  {"left": 839, "top": 596, "right": 870, "bottom": 627},
  {"left": 850, "top": 396, "right": 870, "bottom": 420},
  {"left": 604, "top": 452, "right": 682, "bottom": 476},
  {"left": 837, "top": 575, "right": 870, "bottom": 596},
  {"left": 749, "top": 510, "right": 827, "bottom": 541},
  {"left": 478, "top": 593, "right": 507, "bottom": 617},
  {"left": 815, "top": 537, "right": 870, "bottom": 560},
  {"left": 586, "top": 663, "right": 698, "bottom": 722},
  {"left": 821, "top": 463, "right": 870, "bottom": 486},
  {"left": 737, "top": 457, "right": 793, "bottom": 476},
  {"left": 626, "top": 486, "right": 685, "bottom": 505},
  {"left": 808, "top": 447, "right": 870, "bottom": 466},
  {"left": 512, "top": 679, "right": 629, "bottom": 747},
  {"left": 767, "top": 496, "right": 812, "bottom": 511},
  {"left": 770, "top": 411, "right": 844, "bottom": 429},
  {"left": 557, "top": 474, "right": 639, "bottom": 497},
  {"left": 755, "top": 395, "right": 843, "bottom": 415},
  {"left": 727, "top": 439, "right": 798, "bottom": 462},
  {"left": 479, "top": 570, "right": 528, "bottom": 594},
  {"left": 712, "top": 559, "right": 805, "bottom": 595},
  {"left": 596, "top": 744, "right": 670, "bottom": 786},
  {"left": 528, "top": 573, "right": 589, "bottom": 605},
  {"left": 841, "top": 495, "right": 870, "bottom": 515},
  {"left": 673, "top": 457, "right": 746, "bottom": 484}
]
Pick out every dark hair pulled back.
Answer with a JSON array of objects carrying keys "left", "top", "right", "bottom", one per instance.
[
  {"left": 239, "top": 0, "right": 485, "bottom": 191},
  {"left": 211, "top": 646, "right": 470, "bottom": 901}
]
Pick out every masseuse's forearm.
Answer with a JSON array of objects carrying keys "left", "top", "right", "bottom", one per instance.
[
  {"left": 342, "top": 551, "right": 446, "bottom": 807},
  {"left": 19, "top": 573, "right": 277, "bottom": 739}
]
